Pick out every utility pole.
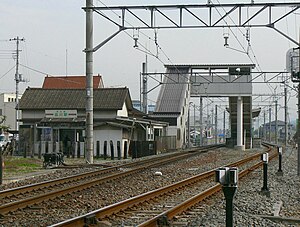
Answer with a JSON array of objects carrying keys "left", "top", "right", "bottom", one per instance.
[
  {"left": 263, "top": 110, "right": 266, "bottom": 141},
  {"left": 223, "top": 110, "right": 226, "bottom": 143},
  {"left": 193, "top": 103, "right": 196, "bottom": 135},
  {"left": 187, "top": 103, "right": 191, "bottom": 148},
  {"left": 199, "top": 97, "right": 203, "bottom": 146},
  {"left": 9, "top": 36, "right": 25, "bottom": 131},
  {"left": 284, "top": 86, "right": 288, "bottom": 146},
  {"left": 269, "top": 107, "right": 272, "bottom": 142},
  {"left": 298, "top": 83, "right": 300, "bottom": 176},
  {"left": 85, "top": 0, "right": 94, "bottom": 164},
  {"left": 142, "top": 61, "right": 148, "bottom": 114},
  {"left": 275, "top": 100, "right": 278, "bottom": 145},
  {"left": 215, "top": 105, "right": 218, "bottom": 144},
  {"left": 298, "top": 31, "right": 300, "bottom": 176}
]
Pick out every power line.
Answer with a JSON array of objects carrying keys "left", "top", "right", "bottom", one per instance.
[{"left": 0, "top": 65, "right": 15, "bottom": 80}]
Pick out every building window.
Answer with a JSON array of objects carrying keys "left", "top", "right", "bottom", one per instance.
[{"left": 0, "top": 109, "right": 2, "bottom": 115}]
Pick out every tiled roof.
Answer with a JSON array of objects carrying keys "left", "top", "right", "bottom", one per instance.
[
  {"left": 19, "top": 87, "right": 132, "bottom": 110},
  {"left": 42, "top": 75, "right": 104, "bottom": 89}
]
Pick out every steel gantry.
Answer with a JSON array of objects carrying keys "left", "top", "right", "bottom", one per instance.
[
  {"left": 84, "top": 2, "right": 300, "bottom": 46},
  {"left": 83, "top": 1, "right": 299, "bottom": 163}
]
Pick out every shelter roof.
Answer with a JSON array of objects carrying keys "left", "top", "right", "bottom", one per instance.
[{"left": 164, "top": 64, "right": 256, "bottom": 69}]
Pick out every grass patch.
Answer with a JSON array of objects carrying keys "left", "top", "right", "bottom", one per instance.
[{"left": 2, "top": 156, "right": 43, "bottom": 178}]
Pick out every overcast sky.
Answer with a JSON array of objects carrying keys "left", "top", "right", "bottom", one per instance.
[{"left": 0, "top": 0, "right": 299, "bottom": 121}]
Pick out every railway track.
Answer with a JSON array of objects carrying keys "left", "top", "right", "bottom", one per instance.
[
  {"left": 51, "top": 144, "right": 277, "bottom": 227},
  {"left": 0, "top": 144, "right": 223, "bottom": 215}
]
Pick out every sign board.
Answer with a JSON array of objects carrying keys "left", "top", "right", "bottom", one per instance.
[
  {"left": 286, "top": 48, "right": 299, "bottom": 73},
  {"left": 45, "top": 110, "right": 77, "bottom": 118}
]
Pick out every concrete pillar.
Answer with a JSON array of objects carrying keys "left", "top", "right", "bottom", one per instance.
[{"left": 236, "top": 96, "right": 245, "bottom": 150}]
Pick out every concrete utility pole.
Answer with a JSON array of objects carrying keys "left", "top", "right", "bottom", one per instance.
[
  {"left": 284, "top": 86, "right": 288, "bottom": 146},
  {"left": 199, "top": 97, "right": 203, "bottom": 146},
  {"left": 263, "top": 110, "right": 266, "bottom": 140},
  {"left": 9, "top": 36, "right": 25, "bottom": 131},
  {"left": 187, "top": 103, "right": 191, "bottom": 148},
  {"left": 269, "top": 107, "right": 272, "bottom": 142},
  {"left": 85, "top": 0, "right": 94, "bottom": 164},
  {"left": 298, "top": 31, "right": 300, "bottom": 176},
  {"left": 223, "top": 110, "right": 226, "bottom": 142},
  {"left": 275, "top": 100, "right": 278, "bottom": 145},
  {"left": 215, "top": 105, "right": 218, "bottom": 144},
  {"left": 193, "top": 103, "right": 196, "bottom": 136},
  {"left": 298, "top": 83, "right": 300, "bottom": 176},
  {"left": 142, "top": 62, "right": 148, "bottom": 114}
]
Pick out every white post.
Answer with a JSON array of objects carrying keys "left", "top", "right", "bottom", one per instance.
[{"left": 236, "top": 96, "right": 245, "bottom": 150}]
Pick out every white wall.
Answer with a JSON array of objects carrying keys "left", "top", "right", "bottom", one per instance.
[
  {"left": 0, "top": 93, "right": 19, "bottom": 130},
  {"left": 94, "top": 127, "right": 125, "bottom": 158},
  {"left": 117, "top": 103, "right": 128, "bottom": 117},
  {"left": 94, "top": 110, "right": 117, "bottom": 119},
  {"left": 22, "top": 110, "right": 45, "bottom": 120}
]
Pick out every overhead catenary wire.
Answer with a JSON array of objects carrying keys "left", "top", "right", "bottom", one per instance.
[
  {"left": 213, "top": 0, "right": 282, "bottom": 97},
  {"left": 94, "top": 0, "right": 198, "bottom": 94}
]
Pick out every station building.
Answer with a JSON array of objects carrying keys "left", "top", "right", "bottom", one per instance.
[{"left": 18, "top": 75, "right": 168, "bottom": 158}]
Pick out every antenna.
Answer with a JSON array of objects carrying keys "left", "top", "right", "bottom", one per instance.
[{"left": 66, "top": 48, "right": 68, "bottom": 77}]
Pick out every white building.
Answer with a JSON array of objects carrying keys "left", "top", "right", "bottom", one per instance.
[{"left": 0, "top": 93, "right": 21, "bottom": 131}]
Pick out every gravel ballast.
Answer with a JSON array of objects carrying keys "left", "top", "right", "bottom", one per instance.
[
  {"left": 179, "top": 146, "right": 300, "bottom": 226},
  {"left": 0, "top": 146, "right": 299, "bottom": 226}
]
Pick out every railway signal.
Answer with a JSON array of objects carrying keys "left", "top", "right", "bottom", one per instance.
[
  {"left": 216, "top": 167, "right": 238, "bottom": 227},
  {"left": 261, "top": 153, "right": 270, "bottom": 197},
  {"left": 277, "top": 147, "right": 283, "bottom": 176}
]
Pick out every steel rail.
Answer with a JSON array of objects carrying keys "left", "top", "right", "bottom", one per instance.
[
  {"left": 0, "top": 144, "right": 221, "bottom": 200},
  {"left": 138, "top": 151, "right": 278, "bottom": 226},
  {"left": 50, "top": 148, "right": 271, "bottom": 227},
  {"left": 0, "top": 145, "right": 223, "bottom": 214}
]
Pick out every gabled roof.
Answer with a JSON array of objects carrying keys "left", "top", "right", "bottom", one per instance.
[
  {"left": 42, "top": 75, "right": 104, "bottom": 89},
  {"left": 19, "top": 87, "right": 132, "bottom": 110}
]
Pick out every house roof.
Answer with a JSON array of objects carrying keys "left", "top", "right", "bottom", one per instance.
[
  {"left": 19, "top": 87, "right": 132, "bottom": 110},
  {"left": 42, "top": 75, "right": 104, "bottom": 89}
]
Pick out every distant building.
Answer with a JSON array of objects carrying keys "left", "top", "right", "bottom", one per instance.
[
  {"left": 0, "top": 93, "right": 21, "bottom": 130},
  {"left": 42, "top": 74, "right": 104, "bottom": 89},
  {"left": 260, "top": 120, "right": 292, "bottom": 140},
  {"left": 132, "top": 100, "right": 156, "bottom": 113}
]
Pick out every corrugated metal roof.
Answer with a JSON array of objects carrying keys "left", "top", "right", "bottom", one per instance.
[
  {"left": 155, "top": 67, "right": 189, "bottom": 113},
  {"left": 19, "top": 87, "right": 132, "bottom": 110},
  {"left": 42, "top": 75, "right": 104, "bottom": 89}
]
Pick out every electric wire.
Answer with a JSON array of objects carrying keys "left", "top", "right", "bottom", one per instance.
[
  {"left": 0, "top": 65, "right": 15, "bottom": 80},
  {"left": 94, "top": 0, "right": 197, "bottom": 97},
  {"left": 213, "top": 0, "right": 281, "bottom": 97}
]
